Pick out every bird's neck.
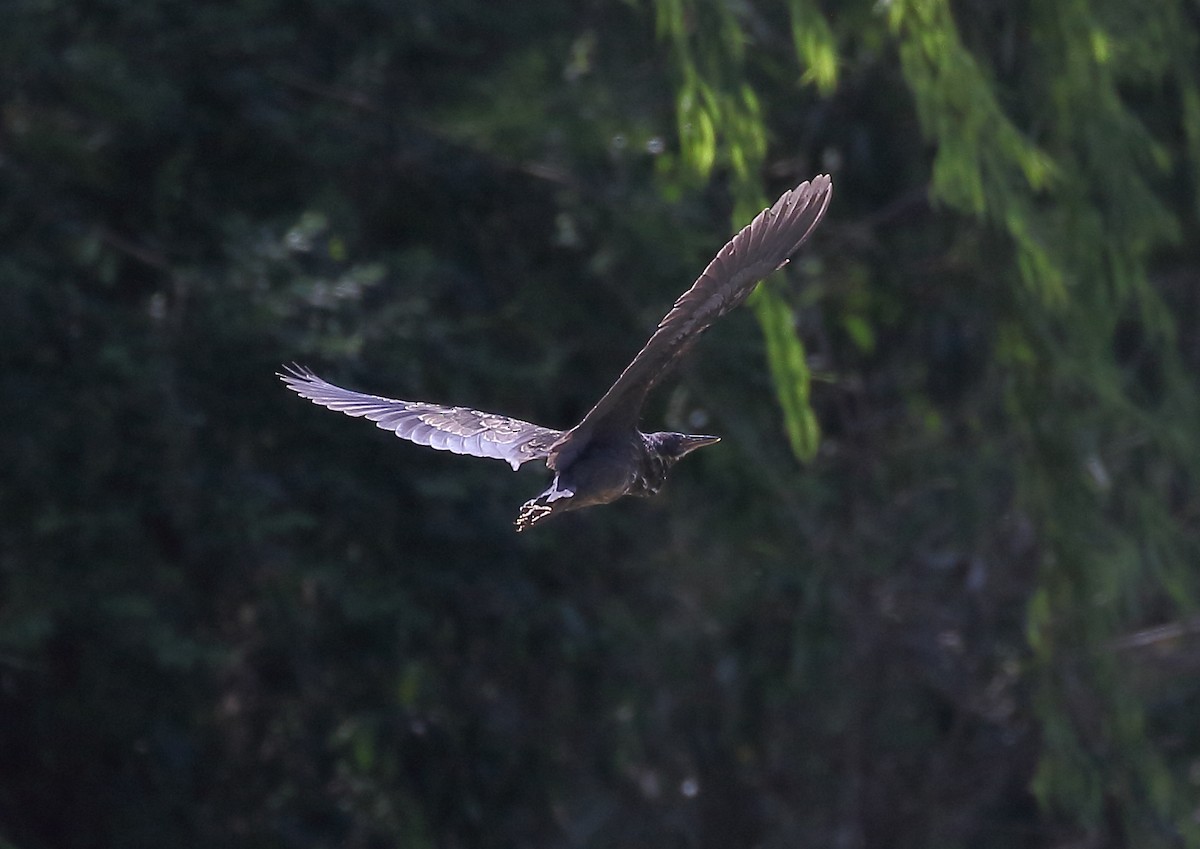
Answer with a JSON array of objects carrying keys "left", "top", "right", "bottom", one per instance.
[{"left": 632, "top": 440, "right": 670, "bottom": 496}]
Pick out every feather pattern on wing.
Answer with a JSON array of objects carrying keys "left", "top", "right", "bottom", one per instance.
[
  {"left": 547, "top": 174, "right": 832, "bottom": 470},
  {"left": 279, "top": 365, "right": 561, "bottom": 470}
]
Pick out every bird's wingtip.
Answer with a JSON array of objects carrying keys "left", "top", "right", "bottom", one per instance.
[{"left": 278, "top": 363, "right": 317, "bottom": 382}]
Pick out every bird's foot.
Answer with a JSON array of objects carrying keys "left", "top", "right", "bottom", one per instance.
[
  {"left": 515, "top": 476, "right": 575, "bottom": 532},
  {"left": 514, "top": 500, "right": 554, "bottom": 532}
]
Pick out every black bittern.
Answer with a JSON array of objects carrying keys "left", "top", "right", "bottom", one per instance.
[{"left": 281, "top": 174, "right": 832, "bottom": 530}]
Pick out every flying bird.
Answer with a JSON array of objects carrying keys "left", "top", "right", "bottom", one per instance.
[{"left": 281, "top": 174, "right": 832, "bottom": 531}]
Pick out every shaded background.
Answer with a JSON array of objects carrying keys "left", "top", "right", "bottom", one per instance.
[{"left": 3, "top": 1, "right": 1200, "bottom": 847}]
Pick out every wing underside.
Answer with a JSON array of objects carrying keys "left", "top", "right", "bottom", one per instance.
[{"left": 280, "top": 365, "right": 560, "bottom": 470}]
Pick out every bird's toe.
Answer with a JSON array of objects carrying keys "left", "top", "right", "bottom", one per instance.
[{"left": 514, "top": 500, "right": 554, "bottom": 532}]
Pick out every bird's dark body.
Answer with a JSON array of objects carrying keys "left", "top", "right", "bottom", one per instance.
[
  {"left": 281, "top": 175, "right": 832, "bottom": 530},
  {"left": 519, "top": 438, "right": 642, "bottom": 526},
  {"left": 520, "top": 432, "right": 701, "bottom": 526},
  {"left": 555, "top": 437, "right": 649, "bottom": 505}
]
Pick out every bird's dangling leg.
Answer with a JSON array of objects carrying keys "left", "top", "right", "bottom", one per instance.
[{"left": 514, "top": 476, "right": 575, "bottom": 532}]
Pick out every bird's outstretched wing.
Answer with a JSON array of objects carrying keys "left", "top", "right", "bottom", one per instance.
[
  {"left": 548, "top": 174, "right": 832, "bottom": 470},
  {"left": 279, "top": 365, "right": 561, "bottom": 470}
]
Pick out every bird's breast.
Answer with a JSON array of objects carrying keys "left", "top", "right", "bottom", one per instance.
[{"left": 553, "top": 439, "right": 645, "bottom": 508}]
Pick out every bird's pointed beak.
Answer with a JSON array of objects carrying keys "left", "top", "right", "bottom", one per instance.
[{"left": 677, "top": 434, "right": 722, "bottom": 457}]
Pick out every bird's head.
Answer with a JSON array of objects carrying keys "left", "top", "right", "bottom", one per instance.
[{"left": 647, "top": 432, "right": 722, "bottom": 464}]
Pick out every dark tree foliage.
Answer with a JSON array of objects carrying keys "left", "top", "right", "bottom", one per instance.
[{"left": 2, "top": 1, "right": 1199, "bottom": 848}]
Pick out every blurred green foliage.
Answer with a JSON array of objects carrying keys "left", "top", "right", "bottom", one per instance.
[{"left": 2, "top": 1, "right": 1200, "bottom": 847}]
